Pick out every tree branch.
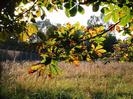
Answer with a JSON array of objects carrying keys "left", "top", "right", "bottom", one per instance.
[
  {"left": 15, "top": 0, "right": 38, "bottom": 20},
  {"left": 71, "top": 21, "right": 120, "bottom": 49}
]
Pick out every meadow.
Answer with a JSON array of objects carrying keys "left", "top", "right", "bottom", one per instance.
[{"left": 0, "top": 61, "right": 133, "bottom": 99}]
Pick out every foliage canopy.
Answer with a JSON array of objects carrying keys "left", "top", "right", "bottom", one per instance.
[{"left": 0, "top": 0, "right": 133, "bottom": 40}]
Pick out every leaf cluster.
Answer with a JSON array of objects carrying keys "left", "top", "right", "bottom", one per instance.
[{"left": 28, "top": 22, "right": 106, "bottom": 76}]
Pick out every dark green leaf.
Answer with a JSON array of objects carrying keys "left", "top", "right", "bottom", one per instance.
[
  {"left": 46, "top": 3, "right": 53, "bottom": 12},
  {"left": 101, "top": 7, "right": 110, "bottom": 14},
  {"left": 64, "top": 2, "right": 70, "bottom": 9},
  {"left": 64, "top": 2, "right": 75, "bottom": 9},
  {"left": 69, "top": 6, "right": 77, "bottom": 17},
  {"left": 31, "top": 18, "right": 36, "bottom": 23},
  {"left": 22, "top": 0, "right": 28, "bottom": 4},
  {"left": 92, "top": 3, "right": 99, "bottom": 12},
  {"left": 32, "top": 14, "right": 37, "bottom": 17},
  {"left": 78, "top": 5, "right": 85, "bottom": 14},
  {"left": 41, "top": 14, "right": 45, "bottom": 20}
]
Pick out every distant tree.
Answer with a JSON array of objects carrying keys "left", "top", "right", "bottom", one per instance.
[{"left": 103, "top": 34, "right": 117, "bottom": 52}]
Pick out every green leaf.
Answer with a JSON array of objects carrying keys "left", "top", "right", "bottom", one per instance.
[
  {"left": 65, "top": 9, "right": 71, "bottom": 17},
  {"left": 64, "top": 2, "right": 71, "bottom": 9},
  {"left": 122, "top": 6, "right": 130, "bottom": 13},
  {"left": 97, "top": 49, "right": 106, "bottom": 53},
  {"left": 41, "top": 14, "right": 45, "bottom": 20},
  {"left": 64, "top": 1, "right": 75, "bottom": 9},
  {"left": 94, "top": 37, "right": 106, "bottom": 43},
  {"left": 78, "top": 5, "right": 85, "bottom": 14},
  {"left": 69, "top": 6, "right": 77, "bottom": 17},
  {"left": 50, "top": 60, "right": 60, "bottom": 75},
  {"left": 96, "top": 45, "right": 103, "bottom": 50},
  {"left": 120, "top": 14, "right": 131, "bottom": 26},
  {"left": 92, "top": 3, "right": 99, "bottom": 12},
  {"left": 126, "top": 0, "right": 129, "bottom": 4},
  {"left": 40, "top": 8, "right": 46, "bottom": 20},
  {"left": 108, "top": 4, "right": 114, "bottom": 11},
  {"left": 112, "top": 10, "right": 119, "bottom": 22},
  {"left": 31, "top": 18, "right": 36, "bottom": 23},
  {"left": 22, "top": 0, "right": 28, "bottom": 4},
  {"left": 0, "top": 32, "right": 8, "bottom": 42},
  {"left": 46, "top": 3, "right": 54, "bottom": 12},
  {"left": 112, "top": 0, "right": 117, "bottom": 2},
  {"left": 37, "top": 32, "right": 46, "bottom": 41},
  {"left": 104, "top": 13, "right": 112, "bottom": 22},
  {"left": 101, "top": 7, "right": 110, "bottom": 14}
]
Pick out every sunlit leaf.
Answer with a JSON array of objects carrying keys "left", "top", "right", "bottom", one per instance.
[
  {"left": 116, "top": 25, "right": 121, "bottom": 32},
  {"left": 65, "top": 9, "right": 71, "bottom": 17},
  {"left": 91, "top": 44, "right": 95, "bottom": 49},
  {"left": 36, "top": 9, "right": 41, "bottom": 17},
  {"left": 31, "top": 64, "right": 42, "bottom": 71},
  {"left": 97, "top": 49, "right": 106, "bottom": 53},
  {"left": 19, "top": 24, "right": 38, "bottom": 42},
  {"left": 104, "top": 13, "right": 112, "bottom": 22},
  {"left": 112, "top": 10, "right": 119, "bottom": 22},
  {"left": 73, "top": 60, "right": 80, "bottom": 67},
  {"left": 101, "top": 7, "right": 110, "bottom": 14},
  {"left": 49, "top": 60, "right": 60, "bottom": 75},
  {"left": 96, "top": 45, "right": 103, "bottom": 50},
  {"left": 28, "top": 63, "right": 44, "bottom": 74},
  {"left": 108, "top": 4, "right": 114, "bottom": 11},
  {"left": 120, "top": 14, "right": 131, "bottom": 26}
]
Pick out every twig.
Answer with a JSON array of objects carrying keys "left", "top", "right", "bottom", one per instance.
[
  {"left": 71, "top": 21, "right": 120, "bottom": 49},
  {"left": 15, "top": 0, "right": 38, "bottom": 20}
]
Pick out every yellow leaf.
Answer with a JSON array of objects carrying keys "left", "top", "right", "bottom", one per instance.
[
  {"left": 95, "top": 26, "right": 104, "bottom": 33},
  {"left": 19, "top": 32, "right": 29, "bottom": 42},
  {"left": 66, "top": 23, "right": 72, "bottom": 29},
  {"left": 19, "top": 24, "right": 38, "bottom": 42},
  {"left": 27, "top": 24, "right": 38, "bottom": 35},
  {"left": 36, "top": 9, "right": 41, "bottom": 17},
  {"left": 86, "top": 57, "right": 91, "bottom": 62},
  {"left": 89, "top": 28, "right": 96, "bottom": 34},
  {"left": 96, "top": 45, "right": 103, "bottom": 50},
  {"left": 124, "top": 54, "right": 128, "bottom": 58},
  {"left": 73, "top": 60, "right": 79, "bottom": 67},
  {"left": 97, "top": 49, "right": 106, "bottom": 54},
  {"left": 31, "top": 65, "right": 42, "bottom": 71},
  {"left": 129, "top": 25, "right": 133, "bottom": 31},
  {"left": 69, "top": 29, "right": 75, "bottom": 35},
  {"left": 28, "top": 63, "right": 45, "bottom": 74},
  {"left": 97, "top": 53, "right": 102, "bottom": 57},
  {"left": 91, "top": 44, "right": 95, "bottom": 49}
]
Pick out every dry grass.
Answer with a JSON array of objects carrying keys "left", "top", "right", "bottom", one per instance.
[{"left": 0, "top": 61, "right": 133, "bottom": 99}]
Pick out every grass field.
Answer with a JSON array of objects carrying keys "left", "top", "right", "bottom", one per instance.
[{"left": 0, "top": 61, "right": 133, "bottom": 99}]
